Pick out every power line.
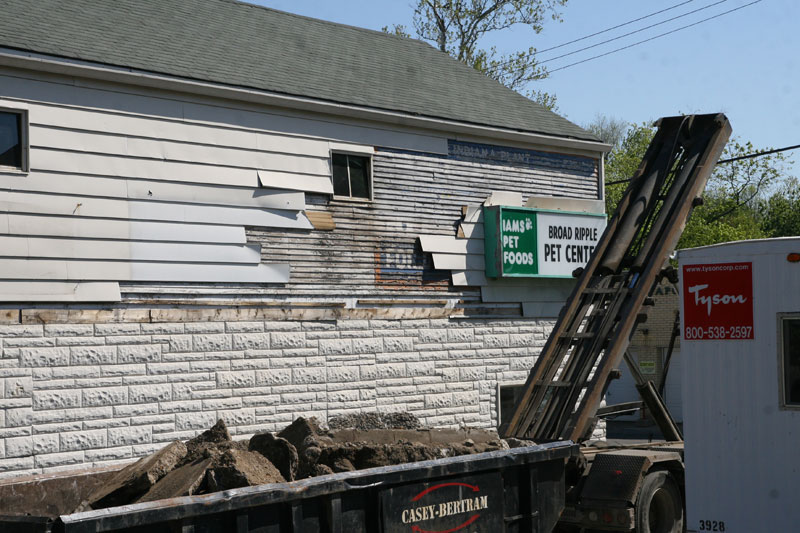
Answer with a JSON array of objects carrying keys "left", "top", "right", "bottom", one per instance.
[
  {"left": 605, "top": 142, "right": 800, "bottom": 186},
  {"left": 539, "top": 0, "right": 729, "bottom": 65},
  {"left": 548, "top": 0, "right": 763, "bottom": 74},
  {"left": 718, "top": 143, "right": 800, "bottom": 164},
  {"left": 538, "top": 0, "right": 697, "bottom": 55}
]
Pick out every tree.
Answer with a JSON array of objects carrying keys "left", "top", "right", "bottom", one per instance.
[
  {"left": 596, "top": 116, "right": 791, "bottom": 249},
  {"left": 760, "top": 178, "right": 800, "bottom": 238},
  {"left": 385, "top": 0, "right": 567, "bottom": 109},
  {"left": 584, "top": 114, "right": 629, "bottom": 155},
  {"left": 601, "top": 121, "right": 654, "bottom": 215}
]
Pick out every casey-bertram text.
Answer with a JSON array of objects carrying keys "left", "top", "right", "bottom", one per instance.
[{"left": 400, "top": 495, "right": 489, "bottom": 524}]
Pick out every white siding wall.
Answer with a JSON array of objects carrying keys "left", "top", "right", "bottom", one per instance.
[{"left": 0, "top": 67, "right": 449, "bottom": 301}]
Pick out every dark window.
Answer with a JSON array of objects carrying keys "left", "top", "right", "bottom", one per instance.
[
  {"left": 332, "top": 153, "right": 371, "bottom": 199},
  {"left": 0, "top": 111, "right": 22, "bottom": 170},
  {"left": 782, "top": 318, "right": 800, "bottom": 406},
  {"left": 499, "top": 384, "right": 525, "bottom": 430}
]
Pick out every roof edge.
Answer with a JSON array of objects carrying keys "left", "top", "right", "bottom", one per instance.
[{"left": 0, "top": 48, "right": 611, "bottom": 153}]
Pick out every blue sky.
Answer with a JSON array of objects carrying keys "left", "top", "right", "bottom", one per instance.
[{"left": 255, "top": 0, "right": 797, "bottom": 176}]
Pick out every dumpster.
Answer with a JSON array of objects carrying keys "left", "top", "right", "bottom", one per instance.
[{"left": 0, "top": 441, "right": 576, "bottom": 533}]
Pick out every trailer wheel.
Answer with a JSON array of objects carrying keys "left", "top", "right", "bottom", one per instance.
[{"left": 636, "top": 471, "right": 683, "bottom": 533}]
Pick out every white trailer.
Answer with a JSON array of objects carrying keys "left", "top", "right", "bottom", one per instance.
[{"left": 679, "top": 237, "right": 800, "bottom": 532}]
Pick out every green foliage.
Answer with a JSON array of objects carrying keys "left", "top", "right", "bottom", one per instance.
[
  {"left": 759, "top": 178, "right": 800, "bottom": 237},
  {"left": 602, "top": 122, "right": 654, "bottom": 215},
  {"left": 596, "top": 115, "right": 795, "bottom": 249},
  {"left": 385, "top": 0, "right": 567, "bottom": 110},
  {"left": 677, "top": 193, "right": 765, "bottom": 249}
]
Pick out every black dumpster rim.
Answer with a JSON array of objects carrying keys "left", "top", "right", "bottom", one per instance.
[{"left": 57, "top": 441, "right": 577, "bottom": 532}]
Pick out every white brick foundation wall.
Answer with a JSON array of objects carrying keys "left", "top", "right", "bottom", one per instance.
[{"left": 0, "top": 317, "right": 555, "bottom": 479}]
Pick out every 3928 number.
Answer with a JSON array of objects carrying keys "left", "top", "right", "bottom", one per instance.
[{"left": 699, "top": 519, "right": 725, "bottom": 531}]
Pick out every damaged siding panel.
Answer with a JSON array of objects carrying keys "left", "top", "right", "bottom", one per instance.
[
  {"left": 452, "top": 270, "right": 488, "bottom": 287},
  {"left": 0, "top": 71, "right": 448, "bottom": 155},
  {"left": 376, "top": 150, "right": 599, "bottom": 200},
  {"left": 257, "top": 170, "right": 334, "bottom": 194},
  {"left": 0, "top": 259, "right": 289, "bottom": 283},
  {"left": 0, "top": 281, "right": 121, "bottom": 302},
  {"left": 33, "top": 126, "right": 331, "bottom": 176},
  {"left": 2, "top": 237, "right": 262, "bottom": 263},
  {"left": 431, "top": 253, "right": 484, "bottom": 271},
  {"left": 31, "top": 149, "right": 261, "bottom": 188},
  {"left": 418, "top": 234, "right": 484, "bottom": 254},
  {"left": 6, "top": 215, "right": 247, "bottom": 244},
  {"left": 1, "top": 191, "right": 312, "bottom": 229},
  {"left": 0, "top": 171, "right": 306, "bottom": 210}
]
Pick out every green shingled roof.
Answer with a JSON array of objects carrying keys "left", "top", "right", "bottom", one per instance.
[{"left": 0, "top": 0, "right": 598, "bottom": 142}]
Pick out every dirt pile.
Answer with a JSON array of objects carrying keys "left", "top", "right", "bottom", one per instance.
[{"left": 74, "top": 413, "right": 510, "bottom": 512}]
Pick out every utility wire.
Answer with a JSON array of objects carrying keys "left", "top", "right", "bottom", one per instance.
[
  {"left": 548, "top": 0, "right": 763, "bottom": 74},
  {"left": 605, "top": 142, "right": 800, "bottom": 186},
  {"left": 540, "top": 0, "right": 729, "bottom": 65},
  {"left": 718, "top": 143, "right": 800, "bottom": 164},
  {"left": 537, "top": 0, "right": 696, "bottom": 55}
]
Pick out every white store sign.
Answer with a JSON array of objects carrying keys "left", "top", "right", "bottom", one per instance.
[{"left": 536, "top": 211, "right": 607, "bottom": 276}]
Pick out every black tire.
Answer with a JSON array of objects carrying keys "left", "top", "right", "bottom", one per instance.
[{"left": 635, "top": 470, "right": 684, "bottom": 533}]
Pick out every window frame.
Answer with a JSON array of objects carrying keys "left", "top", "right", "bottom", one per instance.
[
  {"left": 497, "top": 382, "right": 526, "bottom": 430},
  {"left": 778, "top": 313, "right": 800, "bottom": 409},
  {"left": 0, "top": 105, "right": 29, "bottom": 174},
  {"left": 330, "top": 150, "right": 374, "bottom": 202}
]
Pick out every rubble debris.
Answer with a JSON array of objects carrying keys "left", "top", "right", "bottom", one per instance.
[
  {"left": 328, "top": 411, "right": 421, "bottom": 430},
  {"left": 249, "top": 432, "right": 299, "bottom": 481},
  {"left": 68, "top": 413, "right": 521, "bottom": 514},
  {"left": 206, "top": 449, "right": 285, "bottom": 491},
  {"left": 183, "top": 418, "right": 234, "bottom": 465},
  {"left": 505, "top": 438, "right": 537, "bottom": 449},
  {"left": 332, "top": 457, "right": 355, "bottom": 473},
  {"left": 137, "top": 458, "right": 212, "bottom": 503},
  {"left": 84, "top": 440, "right": 187, "bottom": 510},
  {"left": 278, "top": 417, "right": 329, "bottom": 479}
]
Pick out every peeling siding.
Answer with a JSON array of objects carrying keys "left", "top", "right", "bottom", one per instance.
[{"left": 0, "top": 68, "right": 448, "bottom": 301}]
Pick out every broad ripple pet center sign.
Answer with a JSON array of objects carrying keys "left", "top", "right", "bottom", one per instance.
[{"left": 484, "top": 206, "right": 607, "bottom": 278}]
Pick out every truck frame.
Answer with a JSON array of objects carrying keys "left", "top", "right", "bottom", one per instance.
[{"left": 504, "top": 113, "right": 732, "bottom": 532}]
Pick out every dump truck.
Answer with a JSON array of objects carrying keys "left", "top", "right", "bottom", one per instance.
[{"left": 0, "top": 113, "right": 732, "bottom": 532}]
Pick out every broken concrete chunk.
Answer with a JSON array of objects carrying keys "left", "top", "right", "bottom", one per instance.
[
  {"left": 186, "top": 419, "right": 230, "bottom": 450},
  {"left": 137, "top": 458, "right": 212, "bottom": 503},
  {"left": 208, "top": 449, "right": 285, "bottom": 490},
  {"left": 505, "top": 438, "right": 537, "bottom": 449},
  {"left": 278, "top": 417, "right": 327, "bottom": 478},
  {"left": 277, "top": 417, "right": 321, "bottom": 449},
  {"left": 312, "top": 464, "right": 334, "bottom": 476},
  {"left": 85, "top": 440, "right": 187, "bottom": 510},
  {"left": 182, "top": 419, "right": 238, "bottom": 465},
  {"left": 249, "top": 432, "right": 299, "bottom": 481},
  {"left": 332, "top": 457, "right": 355, "bottom": 473}
]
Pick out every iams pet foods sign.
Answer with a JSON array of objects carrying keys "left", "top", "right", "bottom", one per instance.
[{"left": 483, "top": 206, "right": 606, "bottom": 278}]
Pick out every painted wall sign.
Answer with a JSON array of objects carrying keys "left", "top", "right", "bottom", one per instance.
[
  {"left": 381, "top": 472, "right": 503, "bottom": 533},
  {"left": 484, "top": 205, "right": 606, "bottom": 278},
  {"left": 682, "top": 262, "right": 754, "bottom": 340},
  {"left": 639, "top": 360, "right": 657, "bottom": 374}
]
